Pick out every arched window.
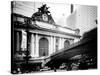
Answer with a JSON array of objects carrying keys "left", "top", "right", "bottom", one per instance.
[
  {"left": 39, "top": 38, "right": 49, "bottom": 57},
  {"left": 64, "top": 40, "right": 70, "bottom": 48},
  {"left": 56, "top": 37, "right": 59, "bottom": 52}
]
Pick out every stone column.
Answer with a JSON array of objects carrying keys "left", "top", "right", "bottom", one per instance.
[
  {"left": 58, "top": 37, "right": 62, "bottom": 50},
  {"left": 49, "top": 36, "right": 53, "bottom": 55},
  {"left": 21, "top": 30, "right": 27, "bottom": 51},
  {"left": 53, "top": 36, "right": 56, "bottom": 53},
  {"left": 35, "top": 34, "right": 39, "bottom": 57},
  {"left": 30, "top": 34, "right": 35, "bottom": 57},
  {"left": 16, "top": 32, "right": 20, "bottom": 51},
  {"left": 61, "top": 38, "right": 64, "bottom": 49}
]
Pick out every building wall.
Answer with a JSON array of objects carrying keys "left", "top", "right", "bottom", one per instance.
[
  {"left": 13, "top": 12, "right": 80, "bottom": 58},
  {"left": 19, "top": 30, "right": 75, "bottom": 58},
  {"left": 67, "top": 5, "right": 97, "bottom": 35},
  {"left": 76, "top": 5, "right": 97, "bottom": 35},
  {"left": 66, "top": 10, "right": 77, "bottom": 29}
]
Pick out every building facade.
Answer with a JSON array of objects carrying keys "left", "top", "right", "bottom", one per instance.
[
  {"left": 12, "top": 4, "right": 80, "bottom": 58},
  {"left": 12, "top": 14, "right": 80, "bottom": 58},
  {"left": 11, "top": 3, "right": 81, "bottom": 73}
]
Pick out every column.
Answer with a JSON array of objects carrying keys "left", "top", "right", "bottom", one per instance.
[
  {"left": 58, "top": 37, "right": 62, "bottom": 50},
  {"left": 53, "top": 36, "right": 56, "bottom": 53},
  {"left": 30, "top": 34, "right": 35, "bottom": 57},
  {"left": 21, "top": 30, "right": 27, "bottom": 51},
  {"left": 35, "top": 34, "right": 39, "bottom": 57},
  {"left": 61, "top": 38, "right": 64, "bottom": 49},
  {"left": 16, "top": 32, "right": 20, "bottom": 51},
  {"left": 49, "top": 36, "right": 53, "bottom": 55}
]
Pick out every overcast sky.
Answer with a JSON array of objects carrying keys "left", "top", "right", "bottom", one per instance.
[
  {"left": 13, "top": 1, "right": 79, "bottom": 26},
  {"left": 13, "top": 1, "right": 97, "bottom": 35}
]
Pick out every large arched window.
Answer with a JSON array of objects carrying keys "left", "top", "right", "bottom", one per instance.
[
  {"left": 55, "top": 37, "right": 59, "bottom": 52},
  {"left": 64, "top": 40, "right": 70, "bottom": 48},
  {"left": 39, "top": 38, "right": 49, "bottom": 57}
]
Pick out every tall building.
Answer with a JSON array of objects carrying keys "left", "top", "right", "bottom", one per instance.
[
  {"left": 11, "top": 1, "right": 81, "bottom": 73},
  {"left": 67, "top": 5, "right": 97, "bottom": 35}
]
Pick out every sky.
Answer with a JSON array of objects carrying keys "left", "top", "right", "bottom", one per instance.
[
  {"left": 13, "top": 1, "right": 97, "bottom": 35},
  {"left": 13, "top": 1, "right": 74, "bottom": 26}
]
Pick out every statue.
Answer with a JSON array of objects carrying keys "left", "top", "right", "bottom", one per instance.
[
  {"left": 38, "top": 4, "right": 50, "bottom": 14},
  {"left": 32, "top": 4, "right": 55, "bottom": 24}
]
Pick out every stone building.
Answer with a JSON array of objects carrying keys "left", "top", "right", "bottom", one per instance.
[
  {"left": 12, "top": 4, "right": 80, "bottom": 57},
  {"left": 11, "top": 3, "right": 81, "bottom": 73}
]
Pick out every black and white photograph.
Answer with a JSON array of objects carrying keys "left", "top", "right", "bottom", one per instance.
[{"left": 11, "top": 1, "right": 97, "bottom": 74}]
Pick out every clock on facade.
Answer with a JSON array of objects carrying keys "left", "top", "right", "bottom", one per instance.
[{"left": 42, "top": 14, "right": 48, "bottom": 21}]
